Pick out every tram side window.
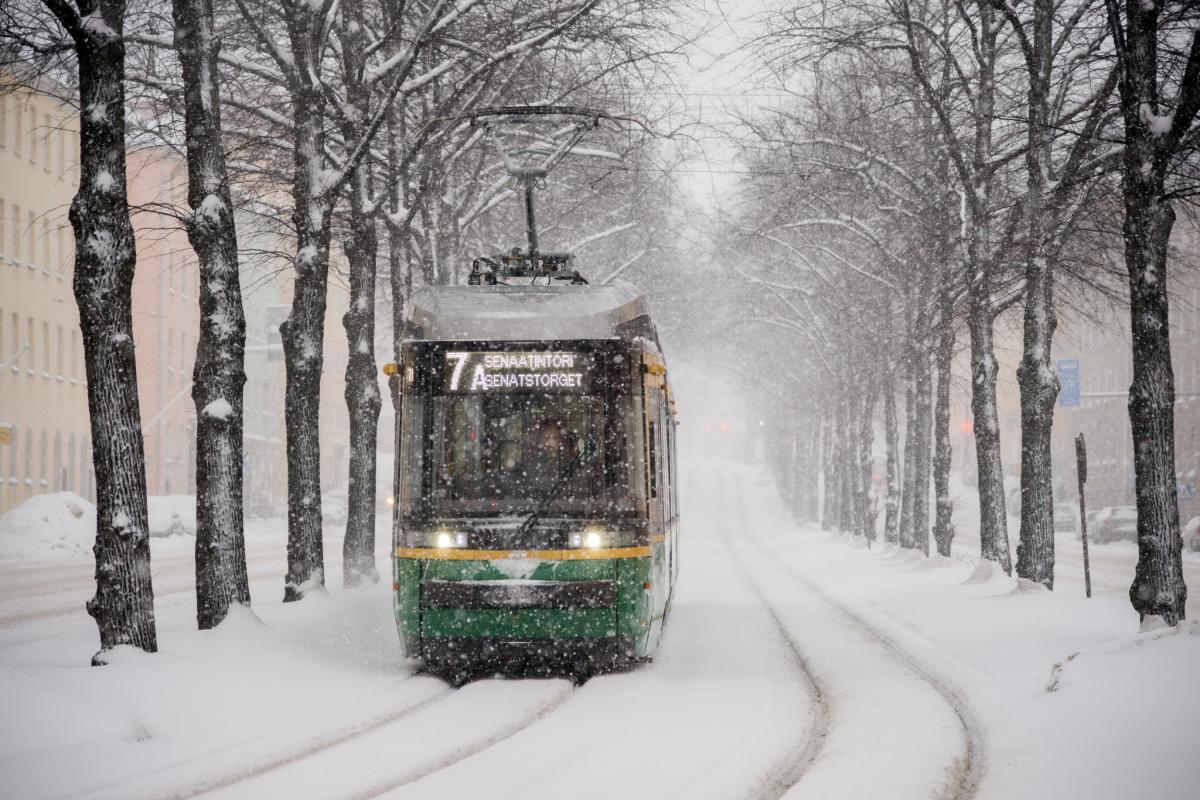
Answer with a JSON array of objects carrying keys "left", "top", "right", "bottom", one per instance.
[
  {"left": 662, "top": 404, "right": 674, "bottom": 519},
  {"left": 648, "top": 420, "right": 658, "bottom": 498},
  {"left": 401, "top": 395, "right": 425, "bottom": 513}
]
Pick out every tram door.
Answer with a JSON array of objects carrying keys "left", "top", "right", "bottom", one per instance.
[{"left": 644, "top": 368, "right": 670, "bottom": 644}]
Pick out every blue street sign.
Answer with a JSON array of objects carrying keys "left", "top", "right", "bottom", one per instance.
[{"left": 1057, "top": 359, "right": 1080, "bottom": 407}]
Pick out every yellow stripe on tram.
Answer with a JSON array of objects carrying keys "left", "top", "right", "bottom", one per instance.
[{"left": 394, "top": 546, "right": 652, "bottom": 561}]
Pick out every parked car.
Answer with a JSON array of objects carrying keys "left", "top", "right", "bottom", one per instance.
[
  {"left": 1092, "top": 505, "right": 1138, "bottom": 543},
  {"left": 1053, "top": 502, "right": 1079, "bottom": 535},
  {"left": 321, "top": 494, "right": 348, "bottom": 526},
  {"left": 1184, "top": 516, "right": 1200, "bottom": 552}
]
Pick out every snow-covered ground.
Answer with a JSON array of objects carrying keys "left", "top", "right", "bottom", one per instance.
[{"left": 2, "top": 461, "right": 1198, "bottom": 799}]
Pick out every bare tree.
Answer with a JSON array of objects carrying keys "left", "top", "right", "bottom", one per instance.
[
  {"left": 1104, "top": 0, "right": 1200, "bottom": 625},
  {"left": 38, "top": 0, "right": 158, "bottom": 661},
  {"left": 171, "top": 0, "right": 252, "bottom": 627}
]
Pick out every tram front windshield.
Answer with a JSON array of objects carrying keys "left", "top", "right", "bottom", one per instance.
[{"left": 402, "top": 349, "right": 640, "bottom": 518}]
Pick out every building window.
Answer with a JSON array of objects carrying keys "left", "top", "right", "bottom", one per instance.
[
  {"left": 11, "top": 204, "right": 20, "bottom": 262},
  {"left": 0, "top": 198, "right": 6, "bottom": 257},
  {"left": 29, "top": 108, "right": 37, "bottom": 165},
  {"left": 41, "top": 114, "right": 50, "bottom": 172},
  {"left": 66, "top": 434, "right": 75, "bottom": 492},
  {"left": 7, "top": 426, "right": 17, "bottom": 483},
  {"left": 26, "top": 209, "right": 34, "bottom": 267},
  {"left": 25, "top": 317, "right": 34, "bottom": 374},
  {"left": 13, "top": 101, "right": 22, "bottom": 156},
  {"left": 54, "top": 226, "right": 62, "bottom": 274},
  {"left": 52, "top": 432, "right": 61, "bottom": 490},
  {"left": 23, "top": 430, "right": 32, "bottom": 488},
  {"left": 9, "top": 313, "right": 17, "bottom": 369},
  {"left": 41, "top": 321, "right": 49, "bottom": 375},
  {"left": 81, "top": 438, "right": 92, "bottom": 501},
  {"left": 0, "top": 95, "right": 6, "bottom": 149},
  {"left": 40, "top": 217, "right": 49, "bottom": 271},
  {"left": 56, "top": 325, "right": 63, "bottom": 378},
  {"left": 71, "top": 333, "right": 78, "bottom": 381},
  {"left": 57, "top": 124, "right": 65, "bottom": 177}
]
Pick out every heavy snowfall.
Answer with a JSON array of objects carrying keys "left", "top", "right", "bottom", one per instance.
[{"left": 2, "top": 0, "right": 1200, "bottom": 798}]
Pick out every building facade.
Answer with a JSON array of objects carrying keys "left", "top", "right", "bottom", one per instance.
[
  {"left": 127, "top": 147, "right": 202, "bottom": 497},
  {"left": 1, "top": 72, "right": 355, "bottom": 519},
  {"left": 1050, "top": 222, "right": 1200, "bottom": 524},
  {"left": 0, "top": 74, "right": 91, "bottom": 514}
]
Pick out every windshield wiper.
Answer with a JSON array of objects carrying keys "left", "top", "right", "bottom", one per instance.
[{"left": 515, "top": 448, "right": 587, "bottom": 537}]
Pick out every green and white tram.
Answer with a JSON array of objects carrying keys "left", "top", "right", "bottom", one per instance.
[{"left": 388, "top": 281, "right": 678, "bottom": 680}]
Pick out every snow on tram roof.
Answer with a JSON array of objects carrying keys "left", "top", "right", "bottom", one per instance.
[{"left": 405, "top": 281, "right": 657, "bottom": 343}]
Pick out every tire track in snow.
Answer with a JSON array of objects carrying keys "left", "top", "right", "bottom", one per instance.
[
  {"left": 727, "top": 471, "right": 986, "bottom": 800},
  {"left": 712, "top": 472, "right": 832, "bottom": 800}
]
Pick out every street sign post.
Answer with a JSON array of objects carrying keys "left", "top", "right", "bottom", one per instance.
[
  {"left": 1076, "top": 433, "right": 1092, "bottom": 598},
  {"left": 1057, "top": 359, "right": 1080, "bottom": 407}
]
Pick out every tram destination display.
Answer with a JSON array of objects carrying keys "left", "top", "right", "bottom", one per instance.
[{"left": 443, "top": 350, "right": 592, "bottom": 393}]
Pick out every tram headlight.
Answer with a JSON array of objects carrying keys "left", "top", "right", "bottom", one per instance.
[
  {"left": 431, "top": 530, "right": 468, "bottom": 548},
  {"left": 568, "top": 527, "right": 631, "bottom": 549}
]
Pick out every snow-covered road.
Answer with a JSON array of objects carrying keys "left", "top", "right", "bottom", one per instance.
[{"left": 3, "top": 458, "right": 1198, "bottom": 799}]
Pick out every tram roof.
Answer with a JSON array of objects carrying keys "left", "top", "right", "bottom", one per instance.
[{"left": 405, "top": 281, "right": 659, "bottom": 345}]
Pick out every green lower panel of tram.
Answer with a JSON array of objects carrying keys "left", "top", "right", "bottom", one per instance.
[{"left": 393, "top": 554, "right": 655, "bottom": 664}]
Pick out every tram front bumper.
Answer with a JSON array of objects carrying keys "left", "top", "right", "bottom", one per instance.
[{"left": 392, "top": 554, "right": 653, "bottom": 661}]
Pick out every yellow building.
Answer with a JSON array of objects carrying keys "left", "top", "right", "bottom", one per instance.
[
  {"left": 0, "top": 71, "right": 357, "bottom": 521},
  {"left": 0, "top": 74, "right": 91, "bottom": 514}
]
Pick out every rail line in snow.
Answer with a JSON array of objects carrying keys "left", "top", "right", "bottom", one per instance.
[
  {"left": 727, "top": 471, "right": 987, "bottom": 800},
  {"left": 714, "top": 473, "right": 832, "bottom": 800},
  {"left": 346, "top": 682, "right": 575, "bottom": 799},
  {"left": 68, "top": 678, "right": 453, "bottom": 800}
]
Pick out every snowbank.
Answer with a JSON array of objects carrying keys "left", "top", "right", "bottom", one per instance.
[
  {"left": 0, "top": 492, "right": 96, "bottom": 560},
  {"left": 0, "top": 493, "right": 200, "bottom": 563}
]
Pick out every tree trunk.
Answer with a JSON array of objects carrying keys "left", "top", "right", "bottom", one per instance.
[
  {"left": 808, "top": 420, "right": 823, "bottom": 521},
  {"left": 1015, "top": 0, "right": 1058, "bottom": 590},
  {"left": 340, "top": 171, "right": 382, "bottom": 587},
  {"left": 1124, "top": 197, "right": 1185, "bottom": 623},
  {"left": 932, "top": 290, "right": 956, "bottom": 557},
  {"left": 1106, "top": 0, "right": 1196, "bottom": 626},
  {"left": 884, "top": 368, "right": 900, "bottom": 544},
  {"left": 899, "top": 355, "right": 917, "bottom": 549},
  {"left": 911, "top": 354, "right": 933, "bottom": 555},
  {"left": 338, "top": 1, "right": 382, "bottom": 588},
  {"left": 969, "top": 298, "right": 1012, "bottom": 572},
  {"left": 821, "top": 415, "right": 837, "bottom": 530},
  {"left": 859, "top": 383, "right": 877, "bottom": 541},
  {"left": 173, "top": 0, "right": 251, "bottom": 628},
  {"left": 836, "top": 395, "right": 854, "bottom": 532},
  {"left": 281, "top": 11, "right": 333, "bottom": 602},
  {"left": 47, "top": 0, "right": 158, "bottom": 662}
]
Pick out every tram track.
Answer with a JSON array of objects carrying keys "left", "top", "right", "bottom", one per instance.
[
  {"left": 345, "top": 681, "right": 576, "bottom": 799},
  {"left": 68, "top": 679, "right": 453, "bottom": 800},
  {"left": 726, "top": 471, "right": 987, "bottom": 800},
  {"left": 713, "top": 474, "right": 832, "bottom": 800}
]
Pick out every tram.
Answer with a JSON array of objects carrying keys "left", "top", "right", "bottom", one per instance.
[
  {"left": 389, "top": 279, "right": 678, "bottom": 680},
  {"left": 386, "top": 106, "right": 678, "bottom": 681}
]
